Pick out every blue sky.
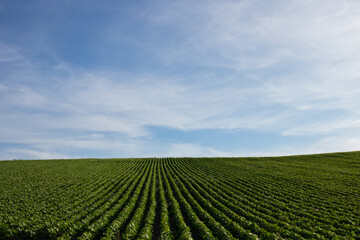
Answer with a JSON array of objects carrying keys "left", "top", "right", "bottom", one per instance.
[{"left": 1, "top": 0, "right": 360, "bottom": 159}]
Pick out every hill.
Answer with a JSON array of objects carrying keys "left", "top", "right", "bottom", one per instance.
[{"left": 0, "top": 152, "right": 359, "bottom": 239}]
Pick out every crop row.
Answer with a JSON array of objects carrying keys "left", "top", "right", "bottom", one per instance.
[{"left": 0, "top": 155, "right": 359, "bottom": 239}]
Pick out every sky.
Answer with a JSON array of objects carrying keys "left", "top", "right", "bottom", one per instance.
[{"left": 1, "top": 0, "right": 360, "bottom": 159}]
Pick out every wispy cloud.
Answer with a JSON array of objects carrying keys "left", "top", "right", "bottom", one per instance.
[
  {"left": 0, "top": 149, "right": 68, "bottom": 160},
  {"left": 0, "top": 43, "right": 23, "bottom": 63},
  {"left": 147, "top": 0, "right": 360, "bottom": 68},
  {"left": 1, "top": 0, "right": 360, "bottom": 159}
]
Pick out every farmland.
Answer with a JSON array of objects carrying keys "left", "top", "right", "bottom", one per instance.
[{"left": 0, "top": 152, "right": 359, "bottom": 239}]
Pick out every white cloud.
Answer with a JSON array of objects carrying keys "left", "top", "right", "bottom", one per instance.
[
  {"left": 0, "top": 149, "right": 68, "bottom": 160},
  {"left": 311, "top": 134, "right": 360, "bottom": 153},
  {"left": 160, "top": 143, "right": 228, "bottom": 157},
  {"left": 1, "top": 0, "right": 360, "bottom": 158},
  {"left": 0, "top": 42, "right": 23, "bottom": 63},
  {"left": 0, "top": 84, "right": 8, "bottom": 91},
  {"left": 0, "top": 85, "right": 49, "bottom": 110},
  {"left": 148, "top": 0, "right": 360, "bottom": 69},
  {"left": 0, "top": 65, "right": 359, "bottom": 158}
]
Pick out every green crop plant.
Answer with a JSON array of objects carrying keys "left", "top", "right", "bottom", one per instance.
[{"left": 0, "top": 152, "right": 359, "bottom": 239}]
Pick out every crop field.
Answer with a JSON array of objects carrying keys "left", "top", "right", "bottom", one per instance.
[{"left": 0, "top": 152, "right": 359, "bottom": 239}]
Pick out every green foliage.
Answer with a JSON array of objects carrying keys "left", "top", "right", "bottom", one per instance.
[{"left": 0, "top": 152, "right": 359, "bottom": 239}]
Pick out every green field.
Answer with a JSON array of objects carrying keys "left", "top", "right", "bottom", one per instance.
[{"left": 0, "top": 152, "right": 359, "bottom": 239}]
